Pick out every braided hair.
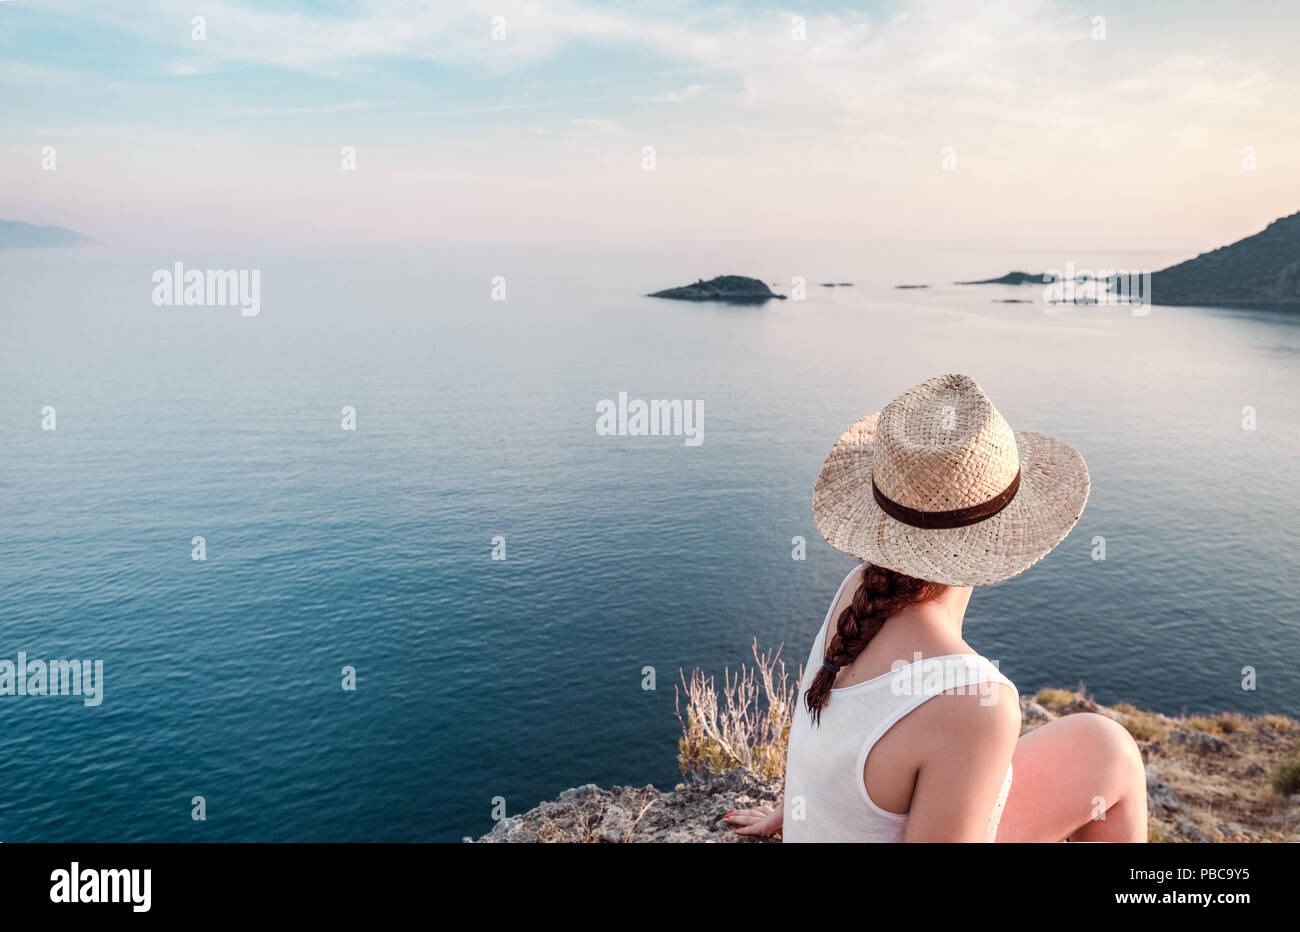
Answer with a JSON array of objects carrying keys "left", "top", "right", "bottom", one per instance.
[{"left": 804, "top": 563, "right": 946, "bottom": 725}]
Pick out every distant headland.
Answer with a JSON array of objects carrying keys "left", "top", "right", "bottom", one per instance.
[
  {"left": 648, "top": 275, "right": 786, "bottom": 304},
  {"left": 1148, "top": 210, "right": 1300, "bottom": 309},
  {"left": 951, "top": 210, "right": 1300, "bottom": 310},
  {"left": 0, "top": 220, "right": 97, "bottom": 248}
]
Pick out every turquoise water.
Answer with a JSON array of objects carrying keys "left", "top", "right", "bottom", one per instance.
[{"left": 1, "top": 241, "right": 1297, "bottom": 841}]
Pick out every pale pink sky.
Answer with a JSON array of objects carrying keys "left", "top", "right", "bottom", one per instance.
[{"left": 1, "top": 0, "right": 1296, "bottom": 249}]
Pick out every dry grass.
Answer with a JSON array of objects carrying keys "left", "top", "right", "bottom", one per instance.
[
  {"left": 1112, "top": 703, "right": 1170, "bottom": 742},
  {"left": 621, "top": 788, "right": 660, "bottom": 842},
  {"left": 676, "top": 640, "right": 801, "bottom": 780},
  {"left": 1214, "top": 712, "right": 1250, "bottom": 735},
  {"left": 535, "top": 809, "right": 595, "bottom": 843},
  {"left": 1257, "top": 714, "right": 1298, "bottom": 733},
  {"left": 1034, "top": 687, "right": 1076, "bottom": 709}
]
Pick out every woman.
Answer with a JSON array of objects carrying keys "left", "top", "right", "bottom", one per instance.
[{"left": 726, "top": 374, "right": 1146, "bottom": 842}]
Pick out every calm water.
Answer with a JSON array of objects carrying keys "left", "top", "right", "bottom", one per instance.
[{"left": 1, "top": 241, "right": 1297, "bottom": 841}]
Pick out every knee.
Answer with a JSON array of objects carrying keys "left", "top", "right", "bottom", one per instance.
[{"left": 1073, "top": 712, "right": 1145, "bottom": 787}]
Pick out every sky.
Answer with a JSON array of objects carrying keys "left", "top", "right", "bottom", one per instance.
[{"left": 1, "top": 0, "right": 1296, "bottom": 248}]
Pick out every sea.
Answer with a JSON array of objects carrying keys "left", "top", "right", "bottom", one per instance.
[{"left": 1, "top": 239, "right": 1297, "bottom": 841}]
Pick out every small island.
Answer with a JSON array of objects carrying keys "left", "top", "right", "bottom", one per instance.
[
  {"left": 956, "top": 271, "right": 1049, "bottom": 285},
  {"left": 648, "top": 275, "right": 786, "bottom": 304}
]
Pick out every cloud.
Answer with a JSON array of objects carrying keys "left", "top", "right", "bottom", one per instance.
[
  {"left": 6, "top": 0, "right": 1298, "bottom": 245},
  {"left": 232, "top": 100, "right": 401, "bottom": 117},
  {"left": 638, "top": 83, "right": 711, "bottom": 103},
  {"left": 25, "top": 0, "right": 647, "bottom": 75},
  {"left": 566, "top": 117, "right": 621, "bottom": 134}
]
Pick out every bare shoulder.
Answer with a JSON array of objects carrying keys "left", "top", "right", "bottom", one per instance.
[{"left": 916, "top": 681, "right": 1021, "bottom": 745}]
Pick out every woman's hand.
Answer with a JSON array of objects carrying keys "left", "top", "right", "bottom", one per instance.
[{"left": 724, "top": 801, "right": 783, "bottom": 837}]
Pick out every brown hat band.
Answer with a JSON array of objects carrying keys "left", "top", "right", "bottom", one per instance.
[{"left": 872, "top": 468, "right": 1021, "bottom": 530}]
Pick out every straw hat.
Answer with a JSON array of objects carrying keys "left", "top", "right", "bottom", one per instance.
[{"left": 812, "top": 374, "right": 1089, "bottom": 586}]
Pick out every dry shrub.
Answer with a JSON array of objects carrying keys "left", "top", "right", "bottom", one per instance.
[
  {"left": 1272, "top": 755, "right": 1300, "bottom": 796},
  {"left": 676, "top": 640, "right": 801, "bottom": 780}
]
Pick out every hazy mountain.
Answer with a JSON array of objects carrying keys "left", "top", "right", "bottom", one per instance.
[
  {"left": 1151, "top": 211, "right": 1300, "bottom": 308},
  {"left": 0, "top": 221, "right": 97, "bottom": 248}
]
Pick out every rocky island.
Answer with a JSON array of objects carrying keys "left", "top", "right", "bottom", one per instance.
[
  {"left": 956, "top": 271, "right": 1050, "bottom": 285},
  {"left": 648, "top": 275, "right": 786, "bottom": 304},
  {"left": 474, "top": 687, "right": 1300, "bottom": 843}
]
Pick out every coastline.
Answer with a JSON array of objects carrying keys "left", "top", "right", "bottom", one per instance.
[{"left": 472, "top": 690, "right": 1300, "bottom": 843}]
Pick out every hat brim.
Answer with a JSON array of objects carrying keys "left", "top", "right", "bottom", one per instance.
[{"left": 812, "top": 413, "right": 1090, "bottom": 587}]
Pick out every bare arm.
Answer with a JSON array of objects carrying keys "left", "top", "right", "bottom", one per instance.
[{"left": 903, "top": 684, "right": 1020, "bottom": 842}]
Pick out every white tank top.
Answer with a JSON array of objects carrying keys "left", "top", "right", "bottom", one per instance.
[{"left": 783, "top": 568, "right": 1016, "bottom": 843}]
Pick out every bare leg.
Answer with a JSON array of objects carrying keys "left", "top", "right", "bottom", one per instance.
[{"left": 996, "top": 713, "right": 1147, "bottom": 842}]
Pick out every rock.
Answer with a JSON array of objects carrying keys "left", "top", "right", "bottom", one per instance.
[
  {"left": 1175, "top": 820, "right": 1212, "bottom": 843},
  {"left": 1169, "top": 730, "right": 1231, "bottom": 754},
  {"left": 596, "top": 804, "right": 634, "bottom": 843},
  {"left": 1019, "top": 698, "right": 1051, "bottom": 723},
  {"left": 1146, "top": 774, "right": 1184, "bottom": 816},
  {"left": 1264, "top": 807, "right": 1300, "bottom": 828},
  {"left": 647, "top": 275, "right": 786, "bottom": 304},
  {"left": 474, "top": 769, "right": 783, "bottom": 843},
  {"left": 486, "top": 816, "right": 521, "bottom": 841},
  {"left": 1060, "top": 696, "right": 1100, "bottom": 716}
]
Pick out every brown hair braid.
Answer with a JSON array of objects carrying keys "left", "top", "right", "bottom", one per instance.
[{"left": 804, "top": 563, "right": 947, "bottom": 725}]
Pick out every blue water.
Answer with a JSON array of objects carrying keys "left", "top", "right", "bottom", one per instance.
[{"left": 1, "top": 241, "right": 1298, "bottom": 841}]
